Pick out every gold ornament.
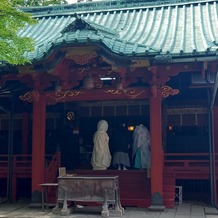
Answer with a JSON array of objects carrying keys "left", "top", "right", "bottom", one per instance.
[{"left": 67, "top": 111, "right": 75, "bottom": 121}]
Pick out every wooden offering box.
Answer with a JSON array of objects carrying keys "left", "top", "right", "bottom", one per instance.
[{"left": 53, "top": 175, "right": 124, "bottom": 217}]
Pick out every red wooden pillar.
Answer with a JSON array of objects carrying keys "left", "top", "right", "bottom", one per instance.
[
  {"left": 31, "top": 93, "right": 46, "bottom": 205},
  {"left": 212, "top": 106, "right": 218, "bottom": 206},
  {"left": 22, "top": 113, "right": 29, "bottom": 154},
  {"left": 149, "top": 67, "right": 164, "bottom": 210}
]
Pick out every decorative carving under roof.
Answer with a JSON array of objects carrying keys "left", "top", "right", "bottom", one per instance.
[{"left": 62, "top": 14, "right": 119, "bottom": 37}]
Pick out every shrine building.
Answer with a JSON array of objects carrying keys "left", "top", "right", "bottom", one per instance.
[{"left": 0, "top": 0, "right": 218, "bottom": 209}]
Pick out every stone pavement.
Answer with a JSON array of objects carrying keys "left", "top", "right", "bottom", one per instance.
[{"left": 0, "top": 202, "right": 218, "bottom": 218}]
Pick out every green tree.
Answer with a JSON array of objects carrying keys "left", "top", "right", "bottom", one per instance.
[
  {"left": 0, "top": 0, "right": 37, "bottom": 65},
  {"left": 11, "top": 0, "right": 68, "bottom": 7}
]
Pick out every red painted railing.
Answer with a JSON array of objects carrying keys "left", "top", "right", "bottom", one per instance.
[
  {"left": 0, "top": 153, "right": 60, "bottom": 178},
  {"left": 0, "top": 154, "right": 10, "bottom": 175},
  {"left": 0, "top": 154, "right": 32, "bottom": 178},
  {"left": 0, "top": 152, "right": 215, "bottom": 179},
  {"left": 164, "top": 153, "right": 218, "bottom": 179},
  {"left": 0, "top": 152, "right": 61, "bottom": 201}
]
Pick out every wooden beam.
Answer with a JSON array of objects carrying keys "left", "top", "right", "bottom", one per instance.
[{"left": 19, "top": 87, "right": 151, "bottom": 104}]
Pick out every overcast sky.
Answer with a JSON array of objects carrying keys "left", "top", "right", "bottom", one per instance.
[{"left": 67, "top": 0, "right": 76, "bottom": 3}]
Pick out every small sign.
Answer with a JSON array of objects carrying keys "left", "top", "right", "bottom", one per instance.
[{"left": 59, "top": 167, "right": 66, "bottom": 177}]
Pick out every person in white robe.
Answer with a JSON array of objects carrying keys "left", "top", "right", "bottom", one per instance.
[
  {"left": 91, "top": 120, "right": 111, "bottom": 170},
  {"left": 132, "top": 124, "right": 150, "bottom": 169}
]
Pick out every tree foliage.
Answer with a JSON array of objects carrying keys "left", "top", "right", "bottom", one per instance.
[
  {"left": 11, "top": 0, "right": 68, "bottom": 7},
  {"left": 0, "top": 0, "right": 37, "bottom": 65},
  {"left": 0, "top": 0, "right": 69, "bottom": 65}
]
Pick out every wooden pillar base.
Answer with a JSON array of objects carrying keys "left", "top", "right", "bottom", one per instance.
[
  {"left": 30, "top": 190, "right": 42, "bottom": 206},
  {"left": 148, "top": 192, "right": 165, "bottom": 211},
  {"left": 148, "top": 205, "right": 165, "bottom": 211}
]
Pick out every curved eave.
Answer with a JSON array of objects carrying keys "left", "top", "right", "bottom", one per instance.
[
  {"left": 25, "top": 36, "right": 218, "bottom": 65},
  {"left": 21, "top": 0, "right": 215, "bottom": 17}
]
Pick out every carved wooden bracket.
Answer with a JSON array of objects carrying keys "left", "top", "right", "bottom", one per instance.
[{"left": 161, "top": 85, "right": 179, "bottom": 98}]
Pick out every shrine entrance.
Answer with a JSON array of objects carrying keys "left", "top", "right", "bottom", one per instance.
[{"left": 44, "top": 100, "right": 151, "bottom": 170}]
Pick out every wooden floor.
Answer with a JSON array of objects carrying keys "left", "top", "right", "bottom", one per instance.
[{"left": 0, "top": 201, "right": 216, "bottom": 218}]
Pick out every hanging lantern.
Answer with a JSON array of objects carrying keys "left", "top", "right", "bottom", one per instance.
[
  {"left": 83, "top": 75, "right": 94, "bottom": 90},
  {"left": 128, "top": 125, "right": 135, "bottom": 131}
]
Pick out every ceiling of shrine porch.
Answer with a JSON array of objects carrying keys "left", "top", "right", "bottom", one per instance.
[{"left": 14, "top": 46, "right": 154, "bottom": 92}]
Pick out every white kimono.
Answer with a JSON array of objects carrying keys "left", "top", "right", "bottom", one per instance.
[
  {"left": 132, "top": 124, "right": 150, "bottom": 169},
  {"left": 91, "top": 120, "right": 111, "bottom": 170}
]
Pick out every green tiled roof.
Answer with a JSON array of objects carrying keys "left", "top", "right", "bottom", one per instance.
[{"left": 19, "top": 0, "right": 218, "bottom": 62}]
